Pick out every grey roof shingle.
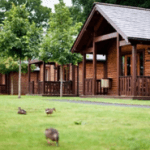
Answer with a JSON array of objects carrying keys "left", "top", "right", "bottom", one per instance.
[{"left": 96, "top": 3, "right": 150, "bottom": 41}]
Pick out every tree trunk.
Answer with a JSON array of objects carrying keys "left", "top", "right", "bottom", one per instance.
[
  {"left": 60, "top": 65, "right": 63, "bottom": 97},
  {"left": 18, "top": 58, "right": 21, "bottom": 98},
  {"left": 11, "top": 73, "right": 14, "bottom": 95}
]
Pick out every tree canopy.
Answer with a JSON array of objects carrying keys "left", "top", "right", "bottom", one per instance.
[
  {"left": 0, "top": 4, "right": 42, "bottom": 60},
  {"left": 0, "top": 57, "right": 35, "bottom": 74},
  {"left": 40, "top": 0, "right": 82, "bottom": 66},
  {"left": 71, "top": 0, "right": 150, "bottom": 23},
  {"left": 0, "top": 0, "right": 51, "bottom": 28}
]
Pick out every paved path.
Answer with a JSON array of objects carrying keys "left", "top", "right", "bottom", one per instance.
[{"left": 45, "top": 99, "right": 150, "bottom": 109}]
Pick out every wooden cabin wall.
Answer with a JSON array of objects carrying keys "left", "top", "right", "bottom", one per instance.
[
  {"left": 107, "top": 41, "right": 118, "bottom": 95},
  {"left": 77, "top": 61, "right": 105, "bottom": 96},
  {"left": 9, "top": 71, "right": 39, "bottom": 95}
]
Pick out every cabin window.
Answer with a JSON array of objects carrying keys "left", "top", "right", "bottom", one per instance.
[
  {"left": 121, "top": 56, "right": 125, "bottom": 76},
  {"left": 86, "top": 54, "right": 106, "bottom": 61},
  {"left": 127, "top": 57, "right": 131, "bottom": 76},
  {"left": 140, "top": 52, "right": 144, "bottom": 76}
]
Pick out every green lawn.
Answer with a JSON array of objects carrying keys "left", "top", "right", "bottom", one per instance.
[{"left": 0, "top": 95, "right": 150, "bottom": 150}]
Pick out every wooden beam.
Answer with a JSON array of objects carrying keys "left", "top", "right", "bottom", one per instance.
[
  {"left": 119, "top": 40, "right": 131, "bottom": 47},
  {"left": 94, "top": 16, "right": 104, "bottom": 32},
  {"left": 132, "top": 44, "right": 137, "bottom": 96},
  {"left": 82, "top": 53, "right": 86, "bottom": 95},
  {"left": 95, "top": 32, "right": 117, "bottom": 43},
  {"left": 117, "top": 33, "right": 121, "bottom": 96},
  {"left": 84, "top": 47, "right": 93, "bottom": 54},
  {"left": 93, "top": 34, "right": 97, "bottom": 95}
]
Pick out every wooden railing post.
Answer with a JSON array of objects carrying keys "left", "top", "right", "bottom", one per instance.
[
  {"left": 93, "top": 34, "right": 97, "bottom": 95},
  {"left": 117, "top": 33, "right": 121, "bottom": 95},
  {"left": 83, "top": 53, "right": 86, "bottom": 95},
  {"left": 132, "top": 44, "right": 137, "bottom": 96}
]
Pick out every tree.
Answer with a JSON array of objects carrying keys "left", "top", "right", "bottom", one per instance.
[
  {"left": 0, "top": 4, "right": 42, "bottom": 98},
  {"left": 71, "top": 0, "right": 150, "bottom": 23},
  {"left": 0, "top": 57, "right": 35, "bottom": 95},
  {"left": 0, "top": 0, "right": 51, "bottom": 28},
  {"left": 40, "top": 0, "right": 82, "bottom": 97}
]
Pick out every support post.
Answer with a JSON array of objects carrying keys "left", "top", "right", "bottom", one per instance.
[
  {"left": 132, "top": 44, "right": 137, "bottom": 96},
  {"left": 93, "top": 35, "right": 97, "bottom": 95},
  {"left": 77, "top": 63, "right": 79, "bottom": 96},
  {"left": 83, "top": 53, "right": 86, "bottom": 95},
  {"left": 28, "top": 63, "right": 31, "bottom": 94},
  {"left": 117, "top": 33, "right": 121, "bottom": 95},
  {"left": 104, "top": 55, "right": 107, "bottom": 78},
  {"left": 72, "top": 64, "right": 75, "bottom": 94},
  {"left": 43, "top": 62, "right": 45, "bottom": 95}
]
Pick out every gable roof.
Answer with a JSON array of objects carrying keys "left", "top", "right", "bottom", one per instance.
[
  {"left": 71, "top": 3, "right": 150, "bottom": 52},
  {"left": 96, "top": 3, "right": 150, "bottom": 42}
]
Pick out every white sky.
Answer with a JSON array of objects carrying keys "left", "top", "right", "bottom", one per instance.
[{"left": 42, "top": 0, "right": 72, "bottom": 12}]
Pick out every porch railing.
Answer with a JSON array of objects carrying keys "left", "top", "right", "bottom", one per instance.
[
  {"left": 119, "top": 76, "right": 132, "bottom": 96},
  {"left": 0, "top": 84, "right": 6, "bottom": 94},
  {"left": 136, "top": 76, "right": 150, "bottom": 96},
  {"left": 96, "top": 80, "right": 108, "bottom": 95},
  {"left": 85, "top": 78, "right": 93, "bottom": 95},
  {"left": 44, "top": 81, "right": 73, "bottom": 95},
  {"left": 84, "top": 79, "right": 109, "bottom": 95}
]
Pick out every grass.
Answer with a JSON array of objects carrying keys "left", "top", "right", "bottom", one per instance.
[
  {"left": 0, "top": 95, "right": 150, "bottom": 150},
  {"left": 42, "top": 96, "right": 150, "bottom": 106}
]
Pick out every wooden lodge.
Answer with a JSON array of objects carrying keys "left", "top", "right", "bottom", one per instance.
[{"left": 71, "top": 3, "right": 150, "bottom": 99}]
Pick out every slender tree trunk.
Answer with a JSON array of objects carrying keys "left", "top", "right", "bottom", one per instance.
[
  {"left": 18, "top": 58, "right": 21, "bottom": 98},
  {"left": 60, "top": 65, "right": 63, "bottom": 97},
  {"left": 11, "top": 73, "right": 14, "bottom": 95}
]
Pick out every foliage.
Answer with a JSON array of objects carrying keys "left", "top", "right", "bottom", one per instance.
[
  {"left": 0, "top": 0, "right": 51, "bottom": 28},
  {"left": 40, "top": 0, "right": 83, "bottom": 66},
  {"left": 71, "top": 0, "right": 150, "bottom": 23},
  {"left": 0, "top": 4, "right": 42, "bottom": 60},
  {"left": 0, "top": 57, "right": 36, "bottom": 74}
]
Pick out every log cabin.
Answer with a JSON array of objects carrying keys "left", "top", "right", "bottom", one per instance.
[{"left": 71, "top": 3, "right": 150, "bottom": 100}]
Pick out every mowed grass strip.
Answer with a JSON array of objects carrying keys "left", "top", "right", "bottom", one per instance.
[
  {"left": 42, "top": 96, "right": 150, "bottom": 106},
  {"left": 0, "top": 96, "right": 150, "bottom": 150}
]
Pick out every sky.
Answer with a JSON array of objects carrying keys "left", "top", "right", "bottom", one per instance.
[{"left": 42, "top": 0, "right": 72, "bottom": 12}]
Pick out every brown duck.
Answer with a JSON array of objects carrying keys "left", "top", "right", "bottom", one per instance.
[
  {"left": 45, "top": 108, "right": 56, "bottom": 116},
  {"left": 18, "top": 107, "right": 26, "bottom": 115},
  {"left": 45, "top": 128, "right": 59, "bottom": 146}
]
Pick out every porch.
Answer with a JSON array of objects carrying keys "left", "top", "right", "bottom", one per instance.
[{"left": 28, "top": 60, "right": 78, "bottom": 96}]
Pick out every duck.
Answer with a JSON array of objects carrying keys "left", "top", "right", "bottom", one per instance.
[
  {"left": 18, "top": 107, "right": 26, "bottom": 115},
  {"left": 45, "top": 128, "right": 59, "bottom": 146},
  {"left": 45, "top": 108, "right": 56, "bottom": 116}
]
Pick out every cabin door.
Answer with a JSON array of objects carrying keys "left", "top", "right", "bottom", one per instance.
[{"left": 124, "top": 54, "right": 140, "bottom": 76}]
